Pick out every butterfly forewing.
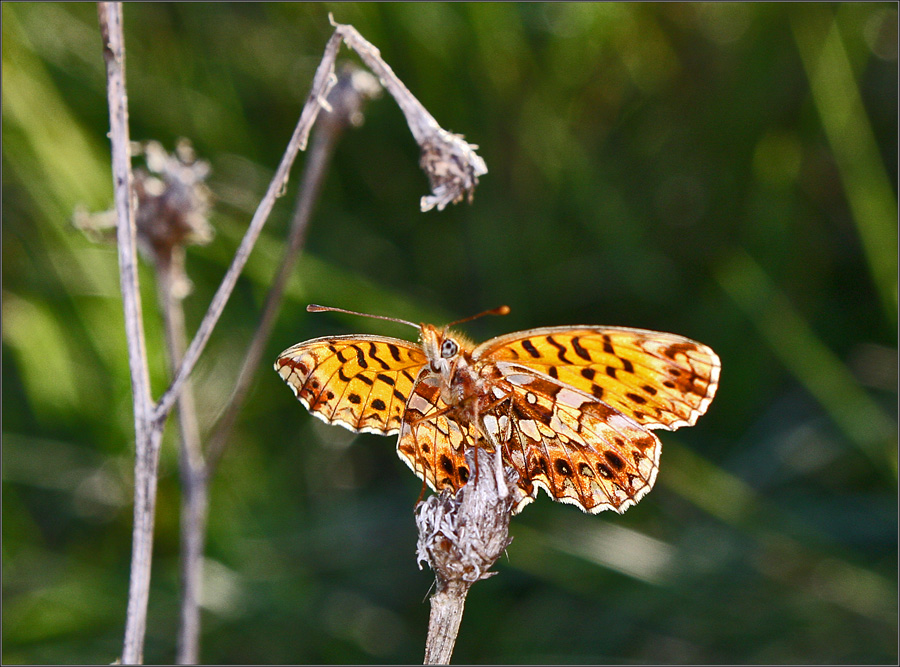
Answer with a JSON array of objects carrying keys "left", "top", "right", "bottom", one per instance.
[
  {"left": 276, "top": 334, "right": 427, "bottom": 435},
  {"left": 473, "top": 326, "right": 720, "bottom": 430}
]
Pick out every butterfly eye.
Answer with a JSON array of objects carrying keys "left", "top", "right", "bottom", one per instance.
[{"left": 441, "top": 339, "right": 459, "bottom": 359}]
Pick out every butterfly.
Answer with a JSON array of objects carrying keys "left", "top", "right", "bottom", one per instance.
[{"left": 275, "top": 305, "right": 720, "bottom": 514}]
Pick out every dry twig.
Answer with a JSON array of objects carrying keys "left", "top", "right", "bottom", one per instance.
[
  {"left": 416, "top": 448, "right": 518, "bottom": 664},
  {"left": 97, "top": 4, "right": 159, "bottom": 663},
  {"left": 130, "top": 139, "right": 214, "bottom": 666},
  {"left": 329, "top": 16, "right": 488, "bottom": 211},
  {"left": 152, "top": 33, "right": 343, "bottom": 424},
  {"left": 206, "top": 65, "right": 382, "bottom": 472}
]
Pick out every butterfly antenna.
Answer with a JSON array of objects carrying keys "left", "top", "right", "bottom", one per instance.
[
  {"left": 446, "top": 305, "right": 510, "bottom": 328},
  {"left": 306, "top": 304, "right": 419, "bottom": 329}
]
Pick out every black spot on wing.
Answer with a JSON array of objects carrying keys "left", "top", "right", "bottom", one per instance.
[
  {"left": 571, "top": 336, "right": 592, "bottom": 361},
  {"left": 349, "top": 345, "right": 368, "bottom": 369},
  {"left": 367, "top": 342, "right": 391, "bottom": 370},
  {"left": 439, "top": 454, "right": 454, "bottom": 475},
  {"left": 635, "top": 435, "right": 656, "bottom": 451},
  {"left": 603, "top": 451, "right": 626, "bottom": 471},
  {"left": 554, "top": 458, "right": 573, "bottom": 476},
  {"left": 602, "top": 335, "right": 614, "bottom": 355},
  {"left": 521, "top": 339, "right": 541, "bottom": 358},
  {"left": 545, "top": 335, "right": 572, "bottom": 363},
  {"left": 387, "top": 343, "right": 402, "bottom": 362}
]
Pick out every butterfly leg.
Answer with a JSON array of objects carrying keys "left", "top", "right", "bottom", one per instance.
[
  {"left": 474, "top": 391, "right": 516, "bottom": 500},
  {"left": 406, "top": 403, "right": 457, "bottom": 427},
  {"left": 405, "top": 423, "right": 431, "bottom": 505},
  {"left": 484, "top": 422, "right": 509, "bottom": 499}
]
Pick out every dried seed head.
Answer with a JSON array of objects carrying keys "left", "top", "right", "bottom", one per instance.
[
  {"left": 132, "top": 139, "right": 213, "bottom": 260},
  {"left": 415, "top": 447, "right": 517, "bottom": 590},
  {"left": 419, "top": 129, "right": 488, "bottom": 212}
]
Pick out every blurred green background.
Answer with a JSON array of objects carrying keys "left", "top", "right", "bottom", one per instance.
[{"left": 3, "top": 2, "right": 897, "bottom": 664}]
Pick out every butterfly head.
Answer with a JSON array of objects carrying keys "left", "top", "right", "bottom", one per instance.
[
  {"left": 419, "top": 324, "right": 467, "bottom": 376},
  {"left": 420, "top": 304, "right": 509, "bottom": 376}
]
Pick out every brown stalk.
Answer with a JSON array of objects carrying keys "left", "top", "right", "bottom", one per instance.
[
  {"left": 181, "top": 68, "right": 380, "bottom": 663},
  {"left": 416, "top": 448, "right": 517, "bottom": 664},
  {"left": 155, "top": 249, "right": 207, "bottom": 665},
  {"left": 97, "top": 4, "right": 160, "bottom": 664},
  {"left": 205, "top": 66, "right": 381, "bottom": 473},
  {"left": 152, "top": 31, "right": 344, "bottom": 425}
]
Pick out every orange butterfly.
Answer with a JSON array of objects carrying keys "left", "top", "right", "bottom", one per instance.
[{"left": 275, "top": 305, "right": 720, "bottom": 514}]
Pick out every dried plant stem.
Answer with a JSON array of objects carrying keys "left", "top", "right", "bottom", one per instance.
[
  {"left": 153, "top": 32, "right": 343, "bottom": 424},
  {"left": 157, "top": 14, "right": 489, "bottom": 422},
  {"left": 177, "top": 467, "right": 208, "bottom": 666},
  {"left": 98, "top": 4, "right": 159, "bottom": 664},
  {"left": 205, "top": 120, "right": 335, "bottom": 469},
  {"left": 162, "top": 67, "right": 376, "bottom": 663},
  {"left": 424, "top": 581, "right": 469, "bottom": 665},
  {"left": 417, "top": 448, "right": 517, "bottom": 664},
  {"left": 205, "top": 68, "right": 371, "bottom": 471},
  {"left": 99, "top": 11, "right": 338, "bottom": 662},
  {"left": 153, "top": 249, "right": 208, "bottom": 665},
  {"left": 329, "top": 16, "right": 487, "bottom": 211}
]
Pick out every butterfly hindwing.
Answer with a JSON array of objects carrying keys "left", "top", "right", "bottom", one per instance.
[
  {"left": 275, "top": 334, "right": 427, "bottom": 435},
  {"left": 482, "top": 364, "right": 661, "bottom": 514},
  {"left": 395, "top": 374, "right": 476, "bottom": 492},
  {"left": 473, "top": 326, "right": 720, "bottom": 430}
]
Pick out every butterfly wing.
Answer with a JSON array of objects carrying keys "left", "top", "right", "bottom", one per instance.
[
  {"left": 395, "top": 373, "right": 479, "bottom": 493},
  {"left": 482, "top": 365, "right": 661, "bottom": 514},
  {"left": 473, "top": 326, "right": 720, "bottom": 430},
  {"left": 275, "top": 334, "right": 427, "bottom": 435}
]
